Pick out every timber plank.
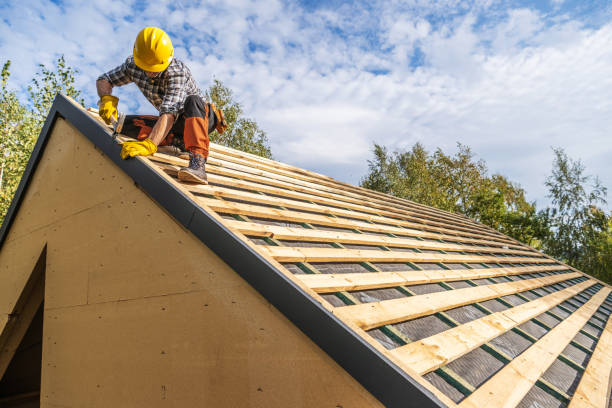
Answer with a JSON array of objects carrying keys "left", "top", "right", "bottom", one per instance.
[
  {"left": 205, "top": 172, "right": 516, "bottom": 245},
  {"left": 196, "top": 196, "right": 532, "bottom": 249},
  {"left": 207, "top": 148, "right": 498, "bottom": 236},
  {"left": 196, "top": 184, "right": 529, "bottom": 244},
  {"left": 459, "top": 287, "right": 611, "bottom": 408},
  {"left": 334, "top": 272, "right": 582, "bottom": 330},
  {"left": 157, "top": 160, "right": 520, "bottom": 251},
  {"left": 296, "top": 265, "right": 571, "bottom": 293},
  {"left": 149, "top": 153, "right": 513, "bottom": 243},
  {"left": 225, "top": 220, "right": 540, "bottom": 256},
  {"left": 259, "top": 246, "right": 554, "bottom": 264},
  {"left": 208, "top": 143, "right": 502, "bottom": 233},
  {"left": 160, "top": 155, "right": 509, "bottom": 243},
  {"left": 568, "top": 304, "right": 612, "bottom": 408},
  {"left": 392, "top": 279, "right": 596, "bottom": 375}
]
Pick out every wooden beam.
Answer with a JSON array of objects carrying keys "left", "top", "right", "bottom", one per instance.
[
  {"left": 459, "top": 287, "right": 611, "bottom": 408},
  {"left": 226, "top": 220, "right": 540, "bottom": 256},
  {"left": 259, "top": 246, "right": 554, "bottom": 264},
  {"left": 149, "top": 153, "right": 512, "bottom": 243},
  {"left": 197, "top": 196, "right": 530, "bottom": 250},
  {"left": 392, "top": 279, "right": 596, "bottom": 375},
  {"left": 191, "top": 184, "right": 514, "bottom": 244},
  {"left": 207, "top": 148, "right": 500, "bottom": 236},
  {"left": 568, "top": 303, "right": 612, "bottom": 408},
  {"left": 158, "top": 161, "right": 519, "bottom": 251},
  {"left": 296, "top": 265, "right": 571, "bottom": 293},
  {"left": 208, "top": 143, "right": 505, "bottom": 234},
  {"left": 334, "top": 272, "right": 581, "bottom": 330}
]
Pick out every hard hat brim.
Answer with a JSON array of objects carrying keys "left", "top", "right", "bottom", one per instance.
[{"left": 133, "top": 53, "right": 172, "bottom": 72}]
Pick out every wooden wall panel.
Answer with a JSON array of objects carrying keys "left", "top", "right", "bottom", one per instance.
[
  {"left": 6, "top": 120, "right": 125, "bottom": 243},
  {"left": 0, "top": 231, "right": 46, "bottom": 318},
  {"left": 0, "top": 118, "right": 383, "bottom": 407}
]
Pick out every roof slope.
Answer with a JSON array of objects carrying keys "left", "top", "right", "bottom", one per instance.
[{"left": 2, "top": 94, "right": 610, "bottom": 408}]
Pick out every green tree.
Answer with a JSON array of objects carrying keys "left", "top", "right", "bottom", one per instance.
[
  {"left": 0, "top": 56, "right": 83, "bottom": 224},
  {"left": 361, "top": 142, "right": 538, "bottom": 245},
  {"left": 537, "top": 148, "right": 611, "bottom": 283},
  {"left": 28, "top": 56, "right": 84, "bottom": 123},
  {"left": 206, "top": 79, "right": 272, "bottom": 159}
]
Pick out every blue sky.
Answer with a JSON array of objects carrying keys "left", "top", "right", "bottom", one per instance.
[{"left": 2, "top": 0, "right": 612, "bottom": 210}]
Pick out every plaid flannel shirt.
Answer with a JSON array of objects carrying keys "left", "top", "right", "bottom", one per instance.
[{"left": 97, "top": 56, "right": 204, "bottom": 116}]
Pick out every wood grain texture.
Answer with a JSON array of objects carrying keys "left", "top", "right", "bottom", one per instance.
[
  {"left": 568, "top": 305, "right": 612, "bottom": 408},
  {"left": 207, "top": 148, "right": 497, "bottom": 235},
  {"left": 459, "top": 287, "right": 611, "bottom": 408},
  {"left": 392, "top": 279, "right": 596, "bottom": 375},
  {"left": 208, "top": 142, "right": 502, "bottom": 235},
  {"left": 194, "top": 183, "right": 507, "bottom": 243},
  {"left": 335, "top": 272, "right": 581, "bottom": 330},
  {"left": 259, "top": 245, "right": 553, "bottom": 264},
  {"left": 149, "top": 152, "right": 513, "bottom": 244},
  {"left": 296, "top": 265, "right": 571, "bottom": 293},
  {"left": 226, "top": 220, "right": 538, "bottom": 256},
  {"left": 196, "top": 195, "right": 529, "bottom": 249}
]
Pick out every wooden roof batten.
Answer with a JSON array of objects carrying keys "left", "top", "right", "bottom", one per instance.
[{"left": 2, "top": 94, "right": 609, "bottom": 408}]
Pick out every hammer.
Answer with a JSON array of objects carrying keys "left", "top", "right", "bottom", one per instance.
[{"left": 110, "top": 112, "right": 126, "bottom": 141}]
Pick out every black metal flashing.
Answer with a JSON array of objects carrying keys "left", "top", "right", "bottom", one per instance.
[{"left": 0, "top": 94, "right": 449, "bottom": 408}]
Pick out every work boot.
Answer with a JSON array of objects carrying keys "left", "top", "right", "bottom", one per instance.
[{"left": 177, "top": 152, "right": 208, "bottom": 184}]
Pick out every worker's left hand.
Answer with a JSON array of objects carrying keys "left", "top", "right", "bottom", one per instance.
[{"left": 119, "top": 139, "right": 157, "bottom": 160}]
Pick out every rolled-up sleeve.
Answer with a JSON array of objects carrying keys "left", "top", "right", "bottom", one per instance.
[
  {"left": 97, "top": 58, "right": 132, "bottom": 87},
  {"left": 159, "top": 71, "right": 187, "bottom": 116}
]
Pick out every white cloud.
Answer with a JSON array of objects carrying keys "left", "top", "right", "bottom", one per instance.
[{"left": 1, "top": 0, "right": 611, "bottom": 209}]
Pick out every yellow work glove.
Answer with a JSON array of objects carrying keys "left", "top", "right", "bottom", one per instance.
[
  {"left": 119, "top": 139, "right": 157, "bottom": 160},
  {"left": 98, "top": 95, "right": 119, "bottom": 125}
]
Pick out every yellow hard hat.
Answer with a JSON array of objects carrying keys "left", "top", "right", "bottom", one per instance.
[{"left": 133, "top": 27, "right": 174, "bottom": 72}]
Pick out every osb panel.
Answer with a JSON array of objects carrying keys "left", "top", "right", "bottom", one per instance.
[
  {"left": 43, "top": 188, "right": 221, "bottom": 308},
  {"left": 0, "top": 228, "right": 47, "bottom": 316},
  {"left": 5, "top": 119, "right": 129, "bottom": 244},
  {"left": 42, "top": 290, "right": 383, "bottom": 408},
  {"left": 20, "top": 120, "right": 384, "bottom": 407}
]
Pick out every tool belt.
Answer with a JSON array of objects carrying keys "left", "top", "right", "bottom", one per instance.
[{"left": 209, "top": 103, "right": 228, "bottom": 134}]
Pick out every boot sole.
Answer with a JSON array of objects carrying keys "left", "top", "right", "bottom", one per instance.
[{"left": 177, "top": 170, "right": 208, "bottom": 184}]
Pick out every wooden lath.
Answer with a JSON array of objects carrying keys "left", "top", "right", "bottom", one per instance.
[
  {"left": 458, "top": 287, "right": 611, "bottom": 408},
  {"left": 208, "top": 145, "right": 503, "bottom": 236},
  {"left": 188, "top": 183, "right": 515, "bottom": 244},
  {"left": 391, "top": 279, "right": 597, "bottom": 375},
  {"left": 568, "top": 304, "right": 612, "bottom": 408},
  {"left": 209, "top": 142, "right": 516, "bottom": 239},
  {"left": 195, "top": 195, "right": 527, "bottom": 249},
  {"left": 225, "top": 220, "right": 538, "bottom": 256},
  {"left": 259, "top": 246, "right": 553, "bottom": 264},
  {"left": 295, "top": 265, "right": 570, "bottom": 293},
  {"left": 150, "top": 153, "right": 511, "bottom": 242},
  {"left": 334, "top": 272, "right": 581, "bottom": 330}
]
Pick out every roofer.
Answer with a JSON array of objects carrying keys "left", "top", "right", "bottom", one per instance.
[{"left": 96, "top": 27, "right": 226, "bottom": 184}]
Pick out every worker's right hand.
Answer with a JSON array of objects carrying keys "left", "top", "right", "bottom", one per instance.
[{"left": 98, "top": 95, "right": 119, "bottom": 125}]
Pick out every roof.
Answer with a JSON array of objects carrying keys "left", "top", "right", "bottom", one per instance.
[{"left": 1, "top": 94, "right": 610, "bottom": 408}]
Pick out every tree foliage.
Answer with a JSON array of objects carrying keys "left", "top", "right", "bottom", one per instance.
[
  {"left": 537, "top": 148, "right": 611, "bottom": 283},
  {"left": 361, "top": 143, "right": 612, "bottom": 284},
  {"left": 0, "top": 56, "right": 83, "bottom": 223},
  {"left": 361, "top": 142, "right": 539, "bottom": 245},
  {"left": 206, "top": 79, "right": 272, "bottom": 159}
]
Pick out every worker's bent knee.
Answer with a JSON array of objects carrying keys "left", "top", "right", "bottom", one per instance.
[{"left": 184, "top": 95, "right": 206, "bottom": 117}]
